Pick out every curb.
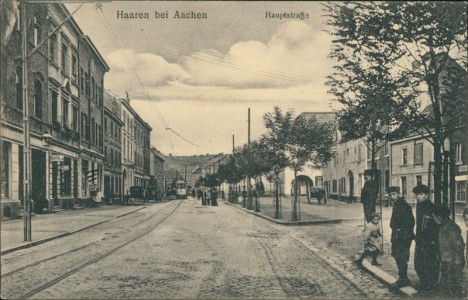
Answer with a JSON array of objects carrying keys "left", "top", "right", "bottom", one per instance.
[
  {"left": 224, "top": 202, "right": 342, "bottom": 225},
  {"left": 0, "top": 206, "right": 146, "bottom": 255},
  {"left": 356, "top": 260, "right": 419, "bottom": 297}
]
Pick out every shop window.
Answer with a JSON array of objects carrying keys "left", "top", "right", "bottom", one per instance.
[
  {"left": 1, "top": 142, "right": 11, "bottom": 197},
  {"left": 61, "top": 157, "right": 71, "bottom": 195}
]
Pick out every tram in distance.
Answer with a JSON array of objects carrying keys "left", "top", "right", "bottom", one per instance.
[{"left": 165, "top": 179, "right": 187, "bottom": 199}]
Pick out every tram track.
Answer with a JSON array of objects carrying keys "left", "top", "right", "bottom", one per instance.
[
  {"left": 1, "top": 200, "right": 182, "bottom": 299},
  {"left": 2, "top": 204, "right": 165, "bottom": 277}
]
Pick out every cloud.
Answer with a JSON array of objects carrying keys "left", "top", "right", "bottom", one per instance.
[
  {"left": 105, "top": 49, "right": 191, "bottom": 95},
  {"left": 179, "top": 20, "right": 333, "bottom": 89}
]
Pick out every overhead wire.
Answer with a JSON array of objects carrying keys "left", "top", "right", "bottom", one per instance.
[
  {"left": 96, "top": 6, "right": 201, "bottom": 151},
  {"left": 106, "top": 24, "right": 314, "bottom": 84}
]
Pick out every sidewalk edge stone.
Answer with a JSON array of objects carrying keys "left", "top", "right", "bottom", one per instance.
[{"left": 224, "top": 202, "right": 342, "bottom": 225}]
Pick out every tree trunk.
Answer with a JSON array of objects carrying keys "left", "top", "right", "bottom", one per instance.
[
  {"left": 307, "top": 180, "right": 311, "bottom": 204},
  {"left": 274, "top": 171, "right": 281, "bottom": 219},
  {"left": 292, "top": 170, "right": 300, "bottom": 221},
  {"left": 433, "top": 142, "right": 443, "bottom": 204}
]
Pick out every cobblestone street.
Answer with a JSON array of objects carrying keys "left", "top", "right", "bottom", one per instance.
[{"left": 1, "top": 198, "right": 401, "bottom": 299}]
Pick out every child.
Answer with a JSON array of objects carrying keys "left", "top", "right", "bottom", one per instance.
[
  {"left": 389, "top": 186, "right": 415, "bottom": 287},
  {"left": 432, "top": 204, "right": 465, "bottom": 298},
  {"left": 356, "top": 212, "right": 382, "bottom": 266}
]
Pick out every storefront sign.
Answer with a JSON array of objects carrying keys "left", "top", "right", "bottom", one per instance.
[{"left": 51, "top": 154, "right": 64, "bottom": 162}]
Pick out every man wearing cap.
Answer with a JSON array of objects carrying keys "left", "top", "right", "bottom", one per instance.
[
  {"left": 389, "top": 186, "right": 415, "bottom": 287},
  {"left": 361, "top": 170, "right": 378, "bottom": 223},
  {"left": 413, "top": 184, "right": 440, "bottom": 292}
]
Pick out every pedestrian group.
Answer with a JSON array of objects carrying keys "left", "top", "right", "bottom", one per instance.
[{"left": 357, "top": 183, "right": 465, "bottom": 297}]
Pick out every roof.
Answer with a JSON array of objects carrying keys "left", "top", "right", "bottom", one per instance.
[{"left": 296, "top": 112, "right": 337, "bottom": 125}]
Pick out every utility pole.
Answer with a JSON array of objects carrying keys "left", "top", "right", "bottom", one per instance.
[
  {"left": 22, "top": 2, "right": 32, "bottom": 241},
  {"left": 247, "top": 108, "right": 252, "bottom": 209},
  {"left": 232, "top": 134, "right": 235, "bottom": 155}
]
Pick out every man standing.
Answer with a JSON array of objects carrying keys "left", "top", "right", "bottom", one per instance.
[
  {"left": 388, "top": 186, "right": 415, "bottom": 287},
  {"left": 361, "top": 170, "right": 378, "bottom": 223},
  {"left": 413, "top": 184, "right": 439, "bottom": 292},
  {"left": 432, "top": 204, "right": 465, "bottom": 298}
]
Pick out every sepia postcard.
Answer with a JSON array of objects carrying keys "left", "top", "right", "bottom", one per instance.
[{"left": 1, "top": 1, "right": 467, "bottom": 299}]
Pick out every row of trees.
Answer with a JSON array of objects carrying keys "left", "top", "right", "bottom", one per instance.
[
  {"left": 207, "top": 107, "right": 334, "bottom": 220},
  {"left": 325, "top": 1, "right": 467, "bottom": 205}
]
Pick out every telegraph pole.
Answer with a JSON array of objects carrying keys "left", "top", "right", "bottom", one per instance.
[
  {"left": 22, "top": 2, "right": 32, "bottom": 241},
  {"left": 247, "top": 108, "right": 252, "bottom": 209},
  {"left": 232, "top": 134, "right": 235, "bottom": 155}
]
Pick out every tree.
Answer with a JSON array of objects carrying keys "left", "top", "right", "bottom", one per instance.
[
  {"left": 262, "top": 107, "right": 294, "bottom": 218},
  {"left": 287, "top": 114, "right": 334, "bottom": 220},
  {"left": 325, "top": 1, "right": 467, "bottom": 204}
]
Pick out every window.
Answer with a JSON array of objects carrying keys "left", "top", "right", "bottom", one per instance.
[
  {"left": 85, "top": 72, "right": 89, "bottom": 97},
  {"left": 416, "top": 175, "right": 422, "bottom": 186},
  {"left": 34, "top": 79, "right": 42, "bottom": 118},
  {"left": 1, "top": 142, "right": 10, "bottom": 197},
  {"left": 91, "top": 77, "right": 95, "bottom": 102},
  {"left": 91, "top": 118, "right": 95, "bottom": 144},
  {"left": 111, "top": 121, "right": 114, "bottom": 137},
  {"left": 62, "top": 98, "right": 69, "bottom": 126},
  {"left": 16, "top": 67, "right": 22, "bottom": 109},
  {"left": 72, "top": 106, "right": 78, "bottom": 131},
  {"left": 61, "top": 42, "right": 68, "bottom": 74},
  {"left": 61, "top": 157, "right": 72, "bottom": 195},
  {"left": 51, "top": 90, "right": 58, "bottom": 123},
  {"left": 456, "top": 181, "right": 466, "bottom": 203},
  {"left": 32, "top": 16, "right": 41, "bottom": 47},
  {"left": 384, "top": 142, "right": 389, "bottom": 156},
  {"left": 414, "top": 143, "right": 423, "bottom": 164},
  {"left": 316, "top": 176, "right": 323, "bottom": 186},
  {"left": 49, "top": 32, "right": 57, "bottom": 62},
  {"left": 400, "top": 176, "right": 407, "bottom": 198},
  {"left": 401, "top": 148, "right": 408, "bottom": 165},
  {"left": 80, "top": 67, "right": 85, "bottom": 92},
  {"left": 104, "top": 117, "right": 107, "bottom": 133},
  {"left": 72, "top": 52, "right": 78, "bottom": 79},
  {"left": 455, "top": 143, "right": 462, "bottom": 163}
]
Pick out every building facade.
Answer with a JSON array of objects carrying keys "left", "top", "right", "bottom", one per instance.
[
  {"left": 103, "top": 90, "right": 123, "bottom": 204},
  {"left": 149, "top": 147, "right": 165, "bottom": 194},
  {"left": 0, "top": 3, "right": 109, "bottom": 219},
  {"left": 1, "top": 2, "right": 49, "bottom": 219},
  {"left": 118, "top": 95, "right": 152, "bottom": 196}
]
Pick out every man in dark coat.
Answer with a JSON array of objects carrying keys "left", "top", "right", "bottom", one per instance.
[
  {"left": 210, "top": 187, "right": 218, "bottom": 206},
  {"left": 361, "top": 170, "right": 378, "bottom": 223},
  {"left": 388, "top": 186, "right": 415, "bottom": 287},
  {"left": 413, "top": 184, "right": 439, "bottom": 292}
]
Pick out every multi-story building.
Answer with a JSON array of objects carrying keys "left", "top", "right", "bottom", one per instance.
[
  {"left": 1, "top": 2, "right": 49, "bottom": 219},
  {"left": 118, "top": 94, "right": 152, "bottom": 196},
  {"left": 1, "top": 3, "right": 109, "bottom": 219},
  {"left": 149, "top": 147, "right": 165, "bottom": 193},
  {"left": 77, "top": 34, "right": 108, "bottom": 202},
  {"left": 103, "top": 90, "right": 123, "bottom": 204},
  {"left": 133, "top": 114, "right": 152, "bottom": 188},
  {"left": 390, "top": 133, "right": 436, "bottom": 205}
]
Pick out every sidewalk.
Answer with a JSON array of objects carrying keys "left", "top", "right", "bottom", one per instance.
[
  {"left": 227, "top": 196, "right": 467, "bottom": 298},
  {"left": 1, "top": 204, "right": 147, "bottom": 254}
]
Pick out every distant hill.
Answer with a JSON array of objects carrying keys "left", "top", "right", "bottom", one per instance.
[{"left": 162, "top": 153, "right": 226, "bottom": 173}]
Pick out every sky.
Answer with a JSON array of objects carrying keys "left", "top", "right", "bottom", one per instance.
[{"left": 66, "top": 1, "right": 338, "bottom": 156}]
